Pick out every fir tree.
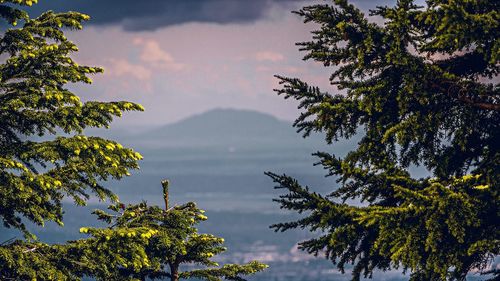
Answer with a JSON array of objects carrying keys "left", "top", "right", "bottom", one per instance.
[
  {"left": 0, "top": 0, "right": 144, "bottom": 238},
  {"left": 79, "top": 180, "right": 268, "bottom": 281},
  {"left": 0, "top": 0, "right": 143, "bottom": 278},
  {"left": 267, "top": 0, "right": 499, "bottom": 280}
]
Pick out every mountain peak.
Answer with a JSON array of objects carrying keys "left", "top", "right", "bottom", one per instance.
[
  {"left": 169, "top": 108, "right": 286, "bottom": 129},
  {"left": 136, "top": 108, "right": 302, "bottom": 147},
  {"left": 117, "top": 108, "right": 330, "bottom": 150}
]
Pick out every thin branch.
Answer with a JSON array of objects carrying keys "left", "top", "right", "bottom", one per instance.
[
  {"left": 456, "top": 95, "right": 500, "bottom": 111},
  {"left": 0, "top": 237, "right": 16, "bottom": 246}
]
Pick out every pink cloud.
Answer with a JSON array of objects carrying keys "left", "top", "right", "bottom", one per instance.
[
  {"left": 100, "top": 58, "right": 153, "bottom": 94},
  {"left": 104, "top": 58, "right": 152, "bottom": 81},
  {"left": 133, "top": 38, "right": 186, "bottom": 71},
  {"left": 255, "top": 51, "right": 285, "bottom": 62}
]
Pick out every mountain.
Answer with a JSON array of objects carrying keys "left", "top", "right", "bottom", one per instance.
[
  {"left": 127, "top": 108, "right": 328, "bottom": 149},
  {"left": 159, "top": 108, "right": 295, "bottom": 139}
]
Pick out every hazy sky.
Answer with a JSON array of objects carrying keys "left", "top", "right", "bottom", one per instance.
[{"left": 30, "top": 0, "right": 397, "bottom": 127}]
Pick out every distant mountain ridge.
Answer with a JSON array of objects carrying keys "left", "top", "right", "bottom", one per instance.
[
  {"left": 133, "top": 108, "right": 314, "bottom": 148},
  {"left": 89, "top": 108, "right": 332, "bottom": 151},
  {"left": 158, "top": 108, "right": 296, "bottom": 138}
]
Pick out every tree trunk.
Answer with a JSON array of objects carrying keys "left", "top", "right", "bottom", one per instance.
[{"left": 170, "top": 263, "right": 179, "bottom": 281}]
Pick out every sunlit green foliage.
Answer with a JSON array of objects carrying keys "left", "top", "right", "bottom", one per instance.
[
  {"left": 269, "top": 0, "right": 499, "bottom": 280},
  {"left": 84, "top": 194, "right": 268, "bottom": 281},
  {"left": 0, "top": 0, "right": 144, "bottom": 238},
  {"left": 0, "top": 185, "right": 268, "bottom": 281},
  {"left": 0, "top": 2, "right": 267, "bottom": 280}
]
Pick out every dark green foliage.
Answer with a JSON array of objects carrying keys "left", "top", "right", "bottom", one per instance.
[
  {"left": 269, "top": 0, "right": 499, "bottom": 280},
  {"left": 0, "top": 240, "right": 79, "bottom": 280}
]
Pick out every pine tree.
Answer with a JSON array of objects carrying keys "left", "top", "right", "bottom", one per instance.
[
  {"left": 0, "top": 0, "right": 144, "bottom": 238},
  {"left": 267, "top": 0, "right": 499, "bottom": 280},
  {"left": 78, "top": 180, "right": 268, "bottom": 281},
  {"left": 0, "top": 0, "right": 139, "bottom": 278}
]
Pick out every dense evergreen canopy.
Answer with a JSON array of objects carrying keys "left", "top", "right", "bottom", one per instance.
[{"left": 268, "top": 0, "right": 499, "bottom": 280}]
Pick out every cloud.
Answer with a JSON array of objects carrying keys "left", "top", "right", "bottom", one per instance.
[
  {"left": 133, "top": 38, "right": 186, "bottom": 71},
  {"left": 95, "top": 38, "right": 185, "bottom": 95},
  {"left": 99, "top": 58, "right": 154, "bottom": 95},
  {"left": 255, "top": 51, "right": 285, "bottom": 62},
  {"left": 23, "top": 1, "right": 414, "bottom": 32},
  {"left": 104, "top": 58, "right": 152, "bottom": 81},
  {"left": 27, "top": 0, "right": 303, "bottom": 31}
]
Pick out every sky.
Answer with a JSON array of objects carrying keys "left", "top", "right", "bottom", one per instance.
[{"left": 30, "top": 0, "right": 396, "bottom": 128}]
